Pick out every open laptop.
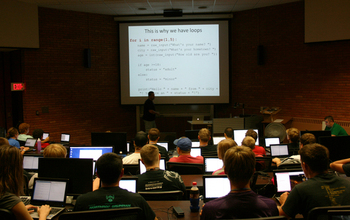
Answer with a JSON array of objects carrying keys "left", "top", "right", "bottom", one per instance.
[
  {"left": 69, "top": 146, "right": 114, "bottom": 161},
  {"left": 139, "top": 158, "right": 166, "bottom": 174},
  {"left": 30, "top": 177, "right": 68, "bottom": 219},
  {"left": 23, "top": 155, "right": 43, "bottom": 172},
  {"left": 191, "top": 147, "right": 201, "bottom": 157},
  {"left": 192, "top": 115, "right": 204, "bottom": 124},
  {"left": 270, "top": 144, "right": 289, "bottom": 158},
  {"left": 265, "top": 137, "right": 280, "bottom": 147},
  {"left": 273, "top": 169, "right": 306, "bottom": 199},
  {"left": 119, "top": 177, "right": 138, "bottom": 193},
  {"left": 59, "top": 133, "right": 70, "bottom": 146},
  {"left": 25, "top": 138, "right": 37, "bottom": 149},
  {"left": 213, "top": 137, "right": 225, "bottom": 145},
  {"left": 203, "top": 175, "right": 230, "bottom": 203},
  {"left": 157, "top": 141, "right": 168, "bottom": 151},
  {"left": 233, "top": 129, "right": 259, "bottom": 145},
  {"left": 42, "top": 132, "right": 49, "bottom": 140},
  {"left": 204, "top": 157, "right": 223, "bottom": 173},
  {"left": 191, "top": 141, "right": 200, "bottom": 147}
]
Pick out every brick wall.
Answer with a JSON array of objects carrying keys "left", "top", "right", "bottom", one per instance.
[{"left": 21, "top": 2, "right": 350, "bottom": 144}]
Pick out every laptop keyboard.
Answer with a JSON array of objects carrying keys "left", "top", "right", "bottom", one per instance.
[
  {"left": 50, "top": 208, "right": 62, "bottom": 215},
  {"left": 20, "top": 196, "right": 31, "bottom": 205}
]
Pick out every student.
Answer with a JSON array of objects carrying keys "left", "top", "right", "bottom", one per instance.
[
  {"left": 245, "top": 129, "right": 265, "bottom": 156},
  {"left": 279, "top": 143, "right": 350, "bottom": 219},
  {"left": 169, "top": 137, "right": 203, "bottom": 163},
  {"left": 123, "top": 131, "right": 148, "bottom": 164},
  {"left": 212, "top": 139, "right": 237, "bottom": 175},
  {"left": 74, "top": 153, "right": 157, "bottom": 220},
  {"left": 198, "top": 128, "right": 217, "bottom": 156},
  {"left": 286, "top": 128, "right": 300, "bottom": 155},
  {"left": 148, "top": 128, "right": 169, "bottom": 161},
  {"left": 0, "top": 137, "right": 9, "bottom": 145},
  {"left": 242, "top": 136, "right": 263, "bottom": 157},
  {"left": 0, "top": 144, "right": 51, "bottom": 220},
  {"left": 137, "top": 144, "right": 185, "bottom": 198},
  {"left": 7, "top": 127, "right": 21, "bottom": 149},
  {"left": 224, "top": 127, "right": 234, "bottom": 140},
  {"left": 324, "top": 116, "right": 348, "bottom": 136},
  {"left": 17, "top": 123, "right": 33, "bottom": 142},
  {"left": 201, "top": 146, "right": 278, "bottom": 219},
  {"left": 32, "top": 129, "right": 50, "bottom": 149}
]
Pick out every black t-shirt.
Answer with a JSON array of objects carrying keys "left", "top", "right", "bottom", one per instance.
[
  {"left": 74, "top": 186, "right": 156, "bottom": 220},
  {"left": 137, "top": 169, "right": 186, "bottom": 200},
  {"left": 201, "top": 145, "right": 218, "bottom": 157},
  {"left": 143, "top": 99, "right": 155, "bottom": 121},
  {"left": 154, "top": 144, "right": 169, "bottom": 161}
]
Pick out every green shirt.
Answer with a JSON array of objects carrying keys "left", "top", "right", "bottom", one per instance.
[{"left": 325, "top": 122, "right": 348, "bottom": 136}]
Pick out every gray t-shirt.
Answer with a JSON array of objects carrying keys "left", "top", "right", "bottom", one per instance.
[{"left": 0, "top": 192, "right": 21, "bottom": 213}]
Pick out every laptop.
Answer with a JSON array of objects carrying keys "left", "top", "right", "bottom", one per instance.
[
  {"left": 25, "top": 138, "right": 37, "bottom": 149},
  {"left": 69, "top": 146, "right": 114, "bottom": 160},
  {"left": 204, "top": 157, "right": 223, "bottom": 173},
  {"left": 42, "top": 132, "right": 49, "bottom": 140},
  {"left": 23, "top": 155, "right": 43, "bottom": 171},
  {"left": 157, "top": 141, "right": 168, "bottom": 151},
  {"left": 119, "top": 177, "right": 138, "bottom": 193},
  {"left": 192, "top": 115, "right": 204, "bottom": 124},
  {"left": 59, "top": 133, "right": 70, "bottom": 145},
  {"left": 270, "top": 144, "right": 289, "bottom": 158},
  {"left": 139, "top": 158, "right": 166, "bottom": 174},
  {"left": 265, "top": 137, "right": 280, "bottom": 147},
  {"left": 233, "top": 129, "right": 259, "bottom": 145},
  {"left": 213, "top": 137, "right": 225, "bottom": 145},
  {"left": 192, "top": 141, "right": 200, "bottom": 147},
  {"left": 30, "top": 177, "right": 68, "bottom": 219},
  {"left": 273, "top": 169, "right": 306, "bottom": 198},
  {"left": 203, "top": 175, "right": 230, "bottom": 203},
  {"left": 191, "top": 147, "right": 201, "bottom": 157}
]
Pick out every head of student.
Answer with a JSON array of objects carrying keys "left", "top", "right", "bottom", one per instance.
[
  {"left": 134, "top": 131, "right": 148, "bottom": 150},
  {"left": 19, "top": 123, "right": 30, "bottom": 134},
  {"left": 324, "top": 116, "right": 334, "bottom": 128},
  {"left": 300, "top": 133, "right": 316, "bottom": 148},
  {"left": 140, "top": 144, "right": 160, "bottom": 167},
  {"left": 245, "top": 129, "right": 258, "bottom": 141},
  {"left": 287, "top": 128, "right": 300, "bottom": 143},
  {"left": 198, "top": 128, "right": 211, "bottom": 143},
  {"left": 96, "top": 153, "right": 123, "bottom": 186},
  {"left": 242, "top": 136, "right": 256, "bottom": 150},
  {"left": 0, "top": 137, "right": 9, "bottom": 145},
  {"left": 43, "top": 144, "right": 67, "bottom": 158},
  {"left": 224, "top": 146, "right": 256, "bottom": 186},
  {"left": 148, "top": 91, "right": 155, "bottom": 100},
  {"left": 217, "top": 139, "right": 237, "bottom": 160},
  {"left": 0, "top": 145, "right": 24, "bottom": 197},
  {"left": 6, "top": 127, "right": 19, "bottom": 139},
  {"left": 224, "top": 127, "right": 233, "bottom": 139},
  {"left": 299, "top": 143, "right": 329, "bottom": 177},
  {"left": 175, "top": 137, "right": 192, "bottom": 154},
  {"left": 32, "top": 129, "right": 44, "bottom": 140},
  {"left": 148, "top": 128, "right": 160, "bottom": 142}
]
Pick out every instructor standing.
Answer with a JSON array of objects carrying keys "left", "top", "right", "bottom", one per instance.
[{"left": 143, "top": 91, "right": 159, "bottom": 132}]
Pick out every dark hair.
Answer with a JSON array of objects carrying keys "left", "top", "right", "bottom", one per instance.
[
  {"left": 148, "top": 91, "right": 154, "bottom": 97},
  {"left": 134, "top": 131, "right": 148, "bottom": 148},
  {"left": 224, "top": 127, "right": 233, "bottom": 138},
  {"left": 299, "top": 143, "right": 329, "bottom": 173},
  {"left": 224, "top": 146, "right": 255, "bottom": 184},
  {"left": 148, "top": 128, "right": 160, "bottom": 141},
  {"left": 6, "top": 127, "right": 19, "bottom": 139},
  {"left": 0, "top": 145, "right": 24, "bottom": 197},
  {"left": 300, "top": 133, "right": 316, "bottom": 146},
  {"left": 32, "top": 129, "right": 44, "bottom": 140},
  {"left": 245, "top": 129, "right": 257, "bottom": 141},
  {"left": 324, "top": 116, "right": 334, "bottom": 122},
  {"left": 96, "top": 153, "right": 123, "bottom": 185}
]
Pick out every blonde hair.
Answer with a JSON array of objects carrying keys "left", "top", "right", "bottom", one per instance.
[
  {"left": 43, "top": 144, "right": 67, "bottom": 158},
  {"left": 217, "top": 139, "right": 237, "bottom": 160},
  {"left": 242, "top": 136, "right": 256, "bottom": 150},
  {"left": 287, "top": 128, "right": 300, "bottom": 143},
  {"left": 19, "top": 123, "right": 30, "bottom": 134},
  {"left": 0, "top": 137, "right": 9, "bottom": 145},
  {"left": 198, "top": 128, "right": 211, "bottom": 142},
  {"left": 140, "top": 144, "right": 159, "bottom": 166},
  {"left": 6, "top": 127, "right": 19, "bottom": 139}
]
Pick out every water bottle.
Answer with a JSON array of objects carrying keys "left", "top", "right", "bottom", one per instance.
[
  {"left": 190, "top": 182, "right": 200, "bottom": 212},
  {"left": 37, "top": 138, "right": 41, "bottom": 152}
]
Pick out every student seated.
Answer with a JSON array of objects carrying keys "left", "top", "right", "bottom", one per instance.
[
  {"left": 7, "top": 127, "right": 21, "bottom": 149},
  {"left": 279, "top": 143, "right": 350, "bottom": 219},
  {"left": 74, "top": 153, "right": 157, "bottom": 220},
  {"left": 0, "top": 137, "right": 9, "bottom": 145},
  {"left": 242, "top": 136, "right": 263, "bottom": 157},
  {"left": 148, "top": 128, "right": 169, "bottom": 161},
  {"left": 123, "top": 131, "right": 148, "bottom": 164},
  {"left": 200, "top": 146, "right": 278, "bottom": 219},
  {"left": 198, "top": 128, "right": 217, "bottom": 156},
  {"left": 212, "top": 139, "right": 237, "bottom": 175},
  {"left": 32, "top": 129, "right": 50, "bottom": 148},
  {"left": 0, "top": 144, "right": 51, "bottom": 220},
  {"left": 245, "top": 129, "right": 265, "bottom": 156},
  {"left": 17, "top": 123, "right": 33, "bottom": 142},
  {"left": 331, "top": 157, "right": 350, "bottom": 176},
  {"left": 286, "top": 128, "right": 300, "bottom": 155},
  {"left": 137, "top": 144, "right": 185, "bottom": 196},
  {"left": 169, "top": 137, "right": 203, "bottom": 164}
]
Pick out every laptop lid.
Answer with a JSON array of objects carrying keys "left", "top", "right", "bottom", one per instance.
[
  {"left": 139, "top": 158, "right": 166, "bottom": 174},
  {"left": 204, "top": 157, "right": 223, "bottom": 173},
  {"left": 213, "top": 136, "right": 225, "bottom": 145},
  {"left": 25, "top": 138, "right": 37, "bottom": 148},
  {"left": 157, "top": 142, "right": 168, "bottom": 151},
  {"left": 191, "top": 147, "right": 201, "bottom": 157},
  {"left": 203, "top": 175, "right": 230, "bottom": 203},
  {"left": 265, "top": 137, "right": 280, "bottom": 147},
  {"left": 270, "top": 144, "right": 289, "bottom": 157},
  {"left": 192, "top": 141, "right": 200, "bottom": 147},
  {"left": 60, "top": 133, "right": 70, "bottom": 143},
  {"left": 273, "top": 169, "right": 306, "bottom": 196},
  {"left": 69, "top": 146, "right": 114, "bottom": 160},
  {"left": 119, "top": 177, "right": 138, "bottom": 193},
  {"left": 31, "top": 177, "right": 68, "bottom": 207},
  {"left": 42, "top": 132, "right": 49, "bottom": 140},
  {"left": 23, "top": 155, "right": 43, "bottom": 171},
  {"left": 233, "top": 129, "right": 259, "bottom": 145}
]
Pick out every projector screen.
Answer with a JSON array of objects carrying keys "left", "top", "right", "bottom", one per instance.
[{"left": 119, "top": 20, "right": 229, "bottom": 105}]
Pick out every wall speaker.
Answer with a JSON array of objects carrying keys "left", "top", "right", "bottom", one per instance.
[
  {"left": 257, "top": 45, "right": 264, "bottom": 65},
  {"left": 84, "top": 48, "right": 91, "bottom": 68}
]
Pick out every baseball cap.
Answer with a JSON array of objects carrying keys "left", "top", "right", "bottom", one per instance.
[{"left": 173, "top": 137, "right": 192, "bottom": 151}]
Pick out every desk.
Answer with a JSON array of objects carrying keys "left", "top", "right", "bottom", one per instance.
[
  {"left": 148, "top": 200, "right": 202, "bottom": 220},
  {"left": 187, "top": 121, "right": 212, "bottom": 130}
]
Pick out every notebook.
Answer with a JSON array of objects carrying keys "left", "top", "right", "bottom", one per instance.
[
  {"left": 139, "top": 158, "right": 166, "bottom": 174},
  {"left": 23, "top": 155, "right": 43, "bottom": 171},
  {"left": 190, "top": 147, "right": 201, "bottom": 157},
  {"left": 59, "top": 133, "right": 70, "bottom": 145},
  {"left": 69, "top": 146, "right": 114, "bottom": 160},
  {"left": 42, "top": 132, "right": 49, "bottom": 140},
  {"left": 273, "top": 169, "right": 306, "bottom": 197},
  {"left": 204, "top": 157, "right": 223, "bottom": 173},
  {"left": 119, "top": 177, "right": 138, "bottom": 193},
  {"left": 213, "top": 137, "right": 225, "bottom": 145},
  {"left": 25, "top": 138, "right": 37, "bottom": 149},
  {"left": 30, "top": 177, "right": 68, "bottom": 219},
  {"left": 203, "top": 175, "right": 230, "bottom": 203},
  {"left": 270, "top": 144, "right": 289, "bottom": 158}
]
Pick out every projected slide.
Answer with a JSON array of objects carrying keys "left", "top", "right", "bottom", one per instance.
[{"left": 128, "top": 24, "right": 220, "bottom": 97}]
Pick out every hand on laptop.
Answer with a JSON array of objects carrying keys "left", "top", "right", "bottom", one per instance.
[
  {"left": 37, "top": 204, "right": 51, "bottom": 219},
  {"left": 25, "top": 204, "right": 37, "bottom": 213}
]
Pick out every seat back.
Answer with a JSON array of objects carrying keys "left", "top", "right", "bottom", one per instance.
[
  {"left": 166, "top": 162, "right": 204, "bottom": 174},
  {"left": 0, "top": 208, "right": 15, "bottom": 220},
  {"left": 123, "top": 164, "right": 140, "bottom": 175},
  {"left": 58, "top": 207, "right": 143, "bottom": 220},
  {"left": 138, "top": 190, "right": 183, "bottom": 201},
  {"left": 307, "top": 205, "right": 350, "bottom": 220},
  {"left": 255, "top": 157, "right": 272, "bottom": 172}
]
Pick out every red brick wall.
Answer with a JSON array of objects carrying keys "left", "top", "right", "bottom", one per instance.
[{"left": 21, "top": 2, "right": 350, "bottom": 144}]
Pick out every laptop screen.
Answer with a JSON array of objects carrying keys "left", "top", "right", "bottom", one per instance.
[
  {"left": 42, "top": 132, "right": 49, "bottom": 140},
  {"left": 25, "top": 138, "right": 37, "bottom": 148},
  {"left": 233, "top": 129, "right": 259, "bottom": 146},
  {"left": 31, "top": 178, "right": 68, "bottom": 206},
  {"left": 265, "top": 137, "right": 280, "bottom": 147},
  {"left": 69, "top": 146, "right": 113, "bottom": 160},
  {"left": 157, "top": 142, "right": 168, "bottom": 151},
  {"left": 119, "top": 177, "right": 138, "bottom": 193},
  {"left": 191, "top": 147, "right": 201, "bottom": 157},
  {"left": 192, "top": 141, "right": 200, "bottom": 147},
  {"left": 204, "top": 157, "right": 223, "bottom": 173},
  {"left": 139, "top": 159, "right": 166, "bottom": 174},
  {"left": 274, "top": 169, "right": 306, "bottom": 194},
  {"left": 270, "top": 144, "right": 289, "bottom": 157},
  {"left": 213, "top": 137, "right": 225, "bottom": 145},
  {"left": 60, "top": 133, "right": 70, "bottom": 142},
  {"left": 203, "top": 175, "right": 230, "bottom": 202},
  {"left": 23, "top": 155, "right": 42, "bottom": 170}
]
